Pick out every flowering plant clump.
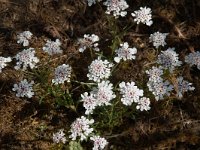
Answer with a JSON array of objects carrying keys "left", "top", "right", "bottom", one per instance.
[
  {"left": 78, "top": 34, "right": 100, "bottom": 52},
  {"left": 136, "top": 97, "right": 151, "bottom": 111},
  {"left": 52, "top": 129, "right": 67, "bottom": 144},
  {"left": 69, "top": 116, "right": 94, "bottom": 141},
  {"left": 90, "top": 135, "right": 108, "bottom": 150},
  {"left": 176, "top": 76, "right": 195, "bottom": 98},
  {"left": 42, "top": 39, "right": 62, "bottom": 55},
  {"left": 185, "top": 51, "right": 200, "bottom": 70},
  {"left": 119, "top": 81, "right": 144, "bottom": 105},
  {"left": 149, "top": 32, "right": 169, "bottom": 48},
  {"left": 87, "top": 57, "right": 113, "bottom": 82},
  {"left": 103, "top": 0, "right": 129, "bottom": 18},
  {"left": 157, "top": 47, "right": 182, "bottom": 72},
  {"left": 131, "top": 7, "right": 153, "bottom": 26},
  {"left": 17, "top": 31, "right": 33, "bottom": 47},
  {"left": 14, "top": 48, "right": 39, "bottom": 70},
  {"left": 52, "top": 64, "right": 72, "bottom": 84},
  {"left": 114, "top": 42, "right": 137, "bottom": 63},
  {"left": 0, "top": 56, "right": 12, "bottom": 73},
  {"left": 12, "top": 79, "right": 34, "bottom": 98}
]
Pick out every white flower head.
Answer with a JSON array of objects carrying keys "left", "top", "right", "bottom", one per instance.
[
  {"left": 81, "top": 92, "right": 97, "bottom": 115},
  {"left": 176, "top": 76, "right": 195, "bottom": 98},
  {"left": 69, "top": 116, "right": 94, "bottom": 141},
  {"left": 53, "top": 129, "right": 66, "bottom": 144},
  {"left": 146, "top": 66, "right": 164, "bottom": 83},
  {"left": 92, "top": 80, "right": 116, "bottom": 106},
  {"left": 90, "top": 135, "right": 108, "bottom": 150},
  {"left": 157, "top": 47, "right": 182, "bottom": 72},
  {"left": 149, "top": 31, "right": 168, "bottom": 48},
  {"left": 87, "top": 0, "right": 102, "bottom": 6},
  {"left": 131, "top": 7, "right": 153, "bottom": 26},
  {"left": 0, "top": 56, "right": 12, "bottom": 73},
  {"left": 119, "top": 81, "right": 144, "bottom": 106},
  {"left": 87, "top": 57, "right": 113, "bottom": 82},
  {"left": 12, "top": 79, "right": 34, "bottom": 98},
  {"left": 185, "top": 51, "right": 200, "bottom": 70},
  {"left": 136, "top": 97, "right": 151, "bottom": 111},
  {"left": 52, "top": 64, "right": 72, "bottom": 84},
  {"left": 43, "top": 39, "right": 62, "bottom": 55},
  {"left": 103, "top": 0, "right": 129, "bottom": 18},
  {"left": 14, "top": 48, "right": 39, "bottom": 70},
  {"left": 78, "top": 34, "right": 99, "bottom": 53},
  {"left": 114, "top": 42, "right": 137, "bottom": 63},
  {"left": 17, "top": 31, "right": 33, "bottom": 47},
  {"left": 147, "top": 80, "right": 173, "bottom": 101}
]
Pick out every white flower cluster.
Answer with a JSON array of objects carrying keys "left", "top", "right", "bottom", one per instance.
[
  {"left": 87, "top": 57, "right": 113, "bottom": 82},
  {"left": 119, "top": 81, "right": 144, "bottom": 106},
  {"left": 87, "top": 0, "right": 102, "bottom": 6},
  {"left": 136, "top": 97, "right": 151, "bottom": 111},
  {"left": 43, "top": 39, "right": 62, "bottom": 55},
  {"left": 69, "top": 116, "right": 94, "bottom": 141},
  {"left": 14, "top": 48, "right": 39, "bottom": 70},
  {"left": 114, "top": 42, "right": 137, "bottom": 63},
  {"left": 52, "top": 64, "right": 72, "bottom": 84},
  {"left": 53, "top": 129, "right": 66, "bottom": 144},
  {"left": 12, "top": 79, "right": 34, "bottom": 98},
  {"left": 149, "top": 32, "right": 168, "bottom": 48},
  {"left": 81, "top": 80, "right": 116, "bottom": 115},
  {"left": 146, "top": 66, "right": 174, "bottom": 100},
  {"left": 103, "top": 0, "right": 129, "bottom": 18},
  {"left": 157, "top": 47, "right": 182, "bottom": 73},
  {"left": 90, "top": 135, "right": 108, "bottom": 150},
  {"left": 176, "top": 76, "right": 195, "bottom": 98},
  {"left": 185, "top": 51, "right": 200, "bottom": 70},
  {"left": 131, "top": 7, "right": 153, "bottom": 26},
  {"left": 0, "top": 56, "right": 12, "bottom": 73},
  {"left": 17, "top": 31, "right": 33, "bottom": 47},
  {"left": 78, "top": 34, "right": 99, "bottom": 53}
]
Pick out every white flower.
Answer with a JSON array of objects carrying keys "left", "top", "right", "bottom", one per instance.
[
  {"left": 17, "top": 31, "right": 33, "bottom": 47},
  {"left": 119, "top": 81, "right": 144, "bottom": 106},
  {"left": 176, "top": 76, "right": 195, "bottom": 98},
  {"left": 43, "top": 39, "right": 62, "bottom": 55},
  {"left": 78, "top": 34, "right": 99, "bottom": 53},
  {"left": 131, "top": 7, "right": 153, "bottom": 26},
  {"left": 87, "top": 0, "right": 102, "bottom": 6},
  {"left": 146, "top": 66, "right": 163, "bottom": 83},
  {"left": 149, "top": 32, "right": 168, "bottom": 48},
  {"left": 52, "top": 64, "right": 72, "bottom": 84},
  {"left": 114, "top": 42, "right": 137, "bottom": 63},
  {"left": 0, "top": 56, "right": 12, "bottom": 73},
  {"left": 81, "top": 92, "right": 97, "bottom": 115},
  {"left": 157, "top": 47, "right": 182, "bottom": 72},
  {"left": 136, "top": 97, "right": 151, "bottom": 111},
  {"left": 103, "top": 0, "right": 129, "bottom": 18},
  {"left": 14, "top": 48, "right": 39, "bottom": 70},
  {"left": 147, "top": 80, "right": 173, "bottom": 101},
  {"left": 87, "top": 57, "right": 113, "bottom": 82},
  {"left": 92, "top": 80, "right": 116, "bottom": 106},
  {"left": 12, "top": 79, "right": 34, "bottom": 98},
  {"left": 53, "top": 129, "right": 66, "bottom": 144},
  {"left": 90, "top": 135, "right": 108, "bottom": 150},
  {"left": 185, "top": 51, "right": 200, "bottom": 70},
  {"left": 69, "top": 116, "right": 94, "bottom": 141}
]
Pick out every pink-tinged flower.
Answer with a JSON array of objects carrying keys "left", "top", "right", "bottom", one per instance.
[
  {"left": 14, "top": 48, "right": 39, "bottom": 70},
  {"left": 185, "top": 51, "right": 200, "bottom": 70},
  {"left": 52, "top": 64, "right": 72, "bottom": 84},
  {"left": 81, "top": 92, "right": 97, "bottom": 115},
  {"left": 43, "top": 39, "right": 62, "bottom": 55},
  {"left": 131, "top": 7, "right": 153, "bottom": 26},
  {"left": 149, "top": 32, "right": 168, "bottom": 48},
  {"left": 69, "top": 116, "right": 94, "bottom": 141},
  {"left": 12, "top": 79, "right": 34, "bottom": 98},
  {"left": 136, "top": 97, "right": 151, "bottom": 111},
  {"left": 17, "top": 31, "right": 33, "bottom": 47},
  {"left": 53, "top": 129, "right": 66, "bottom": 144},
  {"left": 119, "top": 81, "right": 144, "bottom": 106},
  {"left": 90, "top": 135, "right": 108, "bottom": 150},
  {"left": 0, "top": 56, "right": 12, "bottom": 73}
]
